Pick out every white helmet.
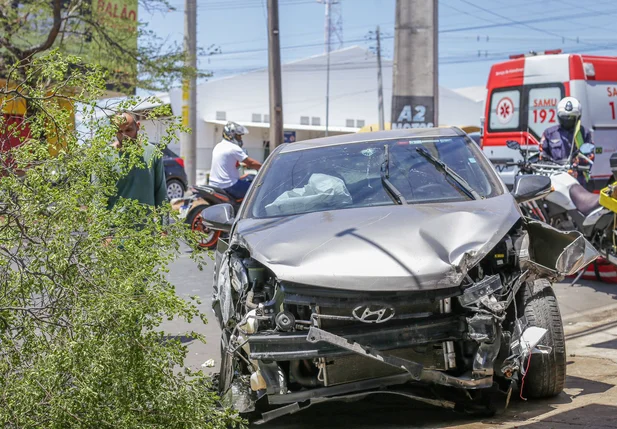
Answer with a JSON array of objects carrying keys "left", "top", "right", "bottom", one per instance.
[
  {"left": 222, "top": 121, "right": 249, "bottom": 147},
  {"left": 557, "top": 97, "right": 582, "bottom": 130}
]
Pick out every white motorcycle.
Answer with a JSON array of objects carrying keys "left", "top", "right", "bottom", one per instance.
[{"left": 507, "top": 141, "right": 617, "bottom": 273}]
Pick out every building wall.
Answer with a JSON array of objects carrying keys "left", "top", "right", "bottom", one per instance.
[{"left": 167, "top": 47, "right": 486, "bottom": 184}]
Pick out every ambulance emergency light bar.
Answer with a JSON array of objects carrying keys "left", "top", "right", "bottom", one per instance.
[{"left": 509, "top": 49, "right": 563, "bottom": 59}]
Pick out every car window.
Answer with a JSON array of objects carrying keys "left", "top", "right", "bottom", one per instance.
[{"left": 246, "top": 136, "right": 504, "bottom": 218}]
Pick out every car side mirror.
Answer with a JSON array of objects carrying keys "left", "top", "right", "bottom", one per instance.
[
  {"left": 200, "top": 203, "right": 235, "bottom": 232},
  {"left": 512, "top": 175, "right": 552, "bottom": 204},
  {"left": 506, "top": 140, "right": 520, "bottom": 151}
]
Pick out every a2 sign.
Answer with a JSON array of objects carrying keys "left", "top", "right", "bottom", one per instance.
[{"left": 391, "top": 95, "right": 435, "bottom": 129}]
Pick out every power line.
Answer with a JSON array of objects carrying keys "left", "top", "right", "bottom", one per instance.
[
  {"left": 439, "top": 0, "right": 561, "bottom": 19},
  {"left": 441, "top": 8, "right": 617, "bottom": 34},
  {"left": 440, "top": 2, "right": 502, "bottom": 25},
  {"left": 165, "top": 0, "right": 316, "bottom": 12},
  {"left": 200, "top": 39, "right": 617, "bottom": 75},
  {"left": 203, "top": 8, "right": 617, "bottom": 58},
  {"left": 458, "top": 0, "right": 617, "bottom": 52}
]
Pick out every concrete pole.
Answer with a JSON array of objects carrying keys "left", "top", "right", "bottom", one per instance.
[
  {"left": 391, "top": 0, "right": 438, "bottom": 129},
  {"left": 181, "top": 0, "right": 197, "bottom": 186},
  {"left": 268, "top": 0, "right": 284, "bottom": 149},
  {"left": 376, "top": 25, "right": 385, "bottom": 131}
]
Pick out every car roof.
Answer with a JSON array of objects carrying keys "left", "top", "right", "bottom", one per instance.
[{"left": 278, "top": 127, "right": 466, "bottom": 153}]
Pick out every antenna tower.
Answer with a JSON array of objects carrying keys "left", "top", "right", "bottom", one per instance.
[{"left": 317, "top": 0, "right": 343, "bottom": 53}]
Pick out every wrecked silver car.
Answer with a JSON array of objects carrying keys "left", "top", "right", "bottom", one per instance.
[{"left": 201, "top": 127, "right": 598, "bottom": 424}]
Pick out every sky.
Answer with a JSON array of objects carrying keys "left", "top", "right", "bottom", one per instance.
[{"left": 139, "top": 0, "right": 617, "bottom": 92}]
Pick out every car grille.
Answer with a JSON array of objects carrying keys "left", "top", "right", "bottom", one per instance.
[{"left": 280, "top": 282, "right": 460, "bottom": 327}]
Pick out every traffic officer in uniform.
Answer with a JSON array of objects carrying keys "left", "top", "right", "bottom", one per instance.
[{"left": 540, "top": 96, "right": 593, "bottom": 186}]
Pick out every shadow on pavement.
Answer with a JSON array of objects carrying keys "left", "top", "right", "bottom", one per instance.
[
  {"left": 513, "top": 403, "right": 617, "bottom": 428},
  {"left": 251, "top": 394, "right": 477, "bottom": 429},
  {"left": 565, "top": 375, "right": 614, "bottom": 396},
  {"left": 590, "top": 337, "right": 617, "bottom": 350},
  {"left": 252, "top": 390, "right": 575, "bottom": 429},
  {"left": 252, "top": 369, "right": 616, "bottom": 429}
]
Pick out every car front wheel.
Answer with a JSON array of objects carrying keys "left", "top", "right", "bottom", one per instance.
[{"left": 521, "top": 278, "right": 566, "bottom": 399}]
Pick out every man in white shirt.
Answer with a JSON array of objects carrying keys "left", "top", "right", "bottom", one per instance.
[{"left": 209, "top": 121, "right": 262, "bottom": 199}]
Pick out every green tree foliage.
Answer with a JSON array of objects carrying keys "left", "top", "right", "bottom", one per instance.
[
  {"left": 0, "top": 52, "right": 244, "bottom": 428},
  {"left": 0, "top": 0, "right": 214, "bottom": 92}
]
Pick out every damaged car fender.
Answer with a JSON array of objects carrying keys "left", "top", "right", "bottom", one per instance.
[{"left": 518, "top": 219, "right": 600, "bottom": 280}]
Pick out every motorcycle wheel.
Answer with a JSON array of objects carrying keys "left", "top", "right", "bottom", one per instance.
[{"left": 186, "top": 205, "right": 221, "bottom": 250}]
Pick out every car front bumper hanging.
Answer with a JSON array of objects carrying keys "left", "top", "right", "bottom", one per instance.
[{"left": 306, "top": 327, "right": 493, "bottom": 389}]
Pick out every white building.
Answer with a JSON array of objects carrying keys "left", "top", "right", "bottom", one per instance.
[{"left": 163, "top": 46, "right": 484, "bottom": 182}]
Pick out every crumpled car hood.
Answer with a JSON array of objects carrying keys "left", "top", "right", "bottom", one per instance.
[{"left": 233, "top": 193, "right": 521, "bottom": 291}]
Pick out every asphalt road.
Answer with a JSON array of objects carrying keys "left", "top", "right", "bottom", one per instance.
[{"left": 161, "top": 245, "right": 617, "bottom": 428}]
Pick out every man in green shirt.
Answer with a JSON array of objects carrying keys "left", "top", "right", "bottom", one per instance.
[{"left": 107, "top": 112, "right": 168, "bottom": 211}]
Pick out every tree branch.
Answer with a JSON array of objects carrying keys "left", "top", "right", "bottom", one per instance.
[{"left": 21, "top": 0, "right": 63, "bottom": 59}]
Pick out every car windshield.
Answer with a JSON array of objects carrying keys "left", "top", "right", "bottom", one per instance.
[{"left": 246, "top": 135, "right": 504, "bottom": 218}]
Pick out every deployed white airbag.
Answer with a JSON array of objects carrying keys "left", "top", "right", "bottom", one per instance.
[{"left": 265, "top": 173, "right": 353, "bottom": 216}]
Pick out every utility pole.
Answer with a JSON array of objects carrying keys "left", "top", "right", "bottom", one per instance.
[
  {"left": 318, "top": 0, "right": 342, "bottom": 136},
  {"left": 376, "top": 25, "right": 384, "bottom": 131},
  {"left": 267, "top": 0, "right": 284, "bottom": 149},
  {"left": 181, "top": 0, "right": 197, "bottom": 185},
  {"left": 391, "top": 0, "right": 438, "bottom": 129},
  {"left": 324, "top": 0, "right": 331, "bottom": 136}
]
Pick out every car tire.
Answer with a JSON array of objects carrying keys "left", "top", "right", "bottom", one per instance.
[
  {"left": 186, "top": 205, "right": 221, "bottom": 250},
  {"left": 521, "top": 278, "right": 566, "bottom": 399},
  {"left": 166, "top": 178, "right": 185, "bottom": 200}
]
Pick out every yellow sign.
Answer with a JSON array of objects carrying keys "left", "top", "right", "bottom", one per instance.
[
  {"left": 182, "top": 105, "right": 189, "bottom": 127},
  {"left": 182, "top": 80, "right": 190, "bottom": 101},
  {"left": 358, "top": 123, "right": 392, "bottom": 133},
  {"left": 91, "top": 0, "right": 139, "bottom": 95}
]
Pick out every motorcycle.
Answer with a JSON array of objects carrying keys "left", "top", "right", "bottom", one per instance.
[
  {"left": 171, "top": 169, "right": 257, "bottom": 249},
  {"left": 506, "top": 140, "right": 617, "bottom": 271}
]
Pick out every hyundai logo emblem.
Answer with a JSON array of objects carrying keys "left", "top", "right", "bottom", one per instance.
[{"left": 352, "top": 304, "right": 395, "bottom": 324}]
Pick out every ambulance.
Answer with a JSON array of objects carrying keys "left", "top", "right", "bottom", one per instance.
[{"left": 481, "top": 50, "right": 617, "bottom": 190}]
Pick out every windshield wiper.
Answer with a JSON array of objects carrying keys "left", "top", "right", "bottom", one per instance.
[
  {"left": 381, "top": 144, "right": 407, "bottom": 205},
  {"left": 415, "top": 147, "right": 482, "bottom": 200}
]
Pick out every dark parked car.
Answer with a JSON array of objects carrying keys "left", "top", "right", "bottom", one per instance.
[
  {"left": 468, "top": 131, "right": 481, "bottom": 146},
  {"left": 162, "top": 147, "right": 188, "bottom": 199},
  {"left": 201, "top": 127, "right": 598, "bottom": 423}
]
